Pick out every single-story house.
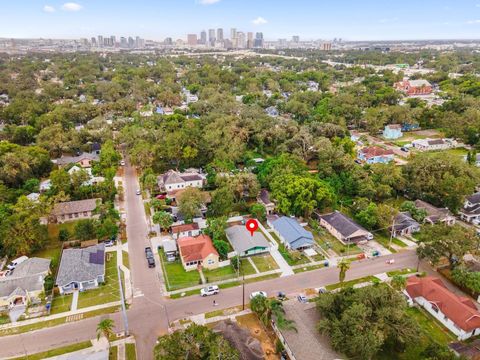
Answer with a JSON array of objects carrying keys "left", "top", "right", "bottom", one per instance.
[
  {"left": 411, "top": 138, "right": 458, "bottom": 151},
  {"left": 269, "top": 216, "right": 314, "bottom": 250},
  {"left": 316, "top": 210, "right": 373, "bottom": 244},
  {"left": 405, "top": 276, "right": 480, "bottom": 340},
  {"left": 414, "top": 200, "right": 455, "bottom": 226},
  {"left": 225, "top": 225, "right": 270, "bottom": 257},
  {"left": 171, "top": 223, "right": 200, "bottom": 240},
  {"left": 52, "top": 153, "right": 99, "bottom": 168},
  {"left": 56, "top": 244, "right": 106, "bottom": 295},
  {"left": 257, "top": 189, "right": 275, "bottom": 215},
  {"left": 50, "top": 198, "right": 101, "bottom": 223},
  {"left": 459, "top": 192, "right": 480, "bottom": 225},
  {"left": 157, "top": 169, "right": 205, "bottom": 192},
  {"left": 26, "top": 192, "right": 40, "bottom": 202},
  {"left": 383, "top": 124, "right": 403, "bottom": 140},
  {"left": 394, "top": 79, "right": 432, "bottom": 96},
  {"left": 177, "top": 235, "right": 219, "bottom": 271},
  {"left": 390, "top": 212, "right": 421, "bottom": 237},
  {"left": 0, "top": 258, "right": 51, "bottom": 310},
  {"left": 357, "top": 146, "right": 394, "bottom": 164}
]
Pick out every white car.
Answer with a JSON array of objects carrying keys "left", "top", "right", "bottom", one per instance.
[
  {"left": 120, "top": 160, "right": 125, "bottom": 166},
  {"left": 7, "top": 256, "right": 28, "bottom": 270},
  {"left": 200, "top": 285, "right": 219, "bottom": 297},
  {"left": 249, "top": 291, "right": 267, "bottom": 300},
  {"left": 136, "top": 189, "right": 141, "bottom": 195}
]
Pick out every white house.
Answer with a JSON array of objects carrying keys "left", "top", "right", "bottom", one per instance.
[
  {"left": 405, "top": 276, "right": 480, "bottom": 340},
  {"left": 459, "top": 192, "right": 480, "bottom": 224},
  {"left": 157, "top": 169, "right": 205, "bottom": 192},
  {"left": 411, "top": 138, "right": 458, "bottom": 151}
]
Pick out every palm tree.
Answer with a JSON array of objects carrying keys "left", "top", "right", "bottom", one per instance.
[
  {"left": 390, "top": 275, "right": 407, "bottom": 291},
  {"left": 337, "top": 260, "right": 350, "bottom": 283},
  {"left": 250, "top": 295, "right": 296, "bottom": 331},
  {"left": 96, "top": 318, "right": 115, "bottom": 346}
]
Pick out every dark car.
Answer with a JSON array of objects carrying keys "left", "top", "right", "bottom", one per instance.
[
  {"left": 401, "top": 147, "right": 409, "bottom": 152},
  {"left": 145, "top": 247, "right": 154, "bottom": 259},
  {"left": 147, "top": 256, "right": 155, "bottom": 268}
]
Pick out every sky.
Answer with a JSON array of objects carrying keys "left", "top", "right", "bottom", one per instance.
[{"left": 1, "top": 0, "right": 480, "bottom": 41}]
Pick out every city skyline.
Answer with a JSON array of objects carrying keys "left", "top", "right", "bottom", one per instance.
[{"left": 1, "top": 0, "right": 480, "bottom": 41}]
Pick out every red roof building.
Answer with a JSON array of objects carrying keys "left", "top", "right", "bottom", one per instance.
[
  {"left": 171, "top": 223, "right": 200, "bottom": 239},
  {"left": 406, "top": 276, "right": 480, "bottom": 339},
  {"left": 357, "top": 146, "right": 394, "bottom": 164},
  {"left": 177, "top": 235, "right": 219, "bottom": 271},
  {"left": 394, "top": 79, "right": 432, "bottom": 96}
]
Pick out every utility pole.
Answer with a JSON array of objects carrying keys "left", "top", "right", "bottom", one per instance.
[
  {"left": 242, "top": 272, "right": 245, "bottom": 311},
  {"left": 117, "top": 265, "right": 129, "bottom": 336},
  {"left": 389, "top": 216, "right": 395, "bottom": 250}
]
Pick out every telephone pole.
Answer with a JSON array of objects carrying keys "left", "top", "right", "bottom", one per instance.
[{"left": 117, "top": 265, "right": 129, "bottom": 336}]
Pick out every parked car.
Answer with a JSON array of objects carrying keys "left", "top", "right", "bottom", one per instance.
[
  {"left": 297, "top": 294, "right": 308, "bottom": 303},
  {"left": 120, "top": 160, "right": 125, "bottom": 166},
  {"left": 147, "top": 257, "right": 155, "bottom": 268},
  {"left": 136, "top": 189, "right": 141, "bottom": 195},
  {"left": 104, "top": 239, "right": 116, "bottom": 247},
  {"left": 400, "top": 147, "right": 409, "bottom": 152},
  {"left": 166, "top": 254, "right": 176, "bottom": 262},
  {"left": 200, "top": 285, "right": 219, "bottom": 297},
  {"left": 145, "top": 247, "right": 154, "bottom": 259},
  {"left": 277, "top": 291, "right": 286, "bottom": 301},
  {"left": 317, "top": 287, "right": 328, "bottom": 294},
  {"left": 249, "top": 291, "right": 267, "bottom": 300},
  {"left": 386, "top": 259, "right": 395, "bottom": 264},
  {"left": 7, "top": 256, "right": 28, "bottom": 270}
]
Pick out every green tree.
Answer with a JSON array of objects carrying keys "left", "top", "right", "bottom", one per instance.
[
  {"left": 58, "top": 228, "right": 71, "bottom": 242},
  {"left": 152, "top": 211, "right": 173, "bottom": 233},
  {"left": 390, "top": 275, "right": 407, "bottom": 291},
  {"left": 208, "top": 186, "right": 235, "bottom": 217},
  {"left": 337, "top": 260, "right": 350, "bottom": 283},
  {"left": 177, "top": 187, "right": 208, "bottom": 223},
  {"left": 154, "top": 323, "right": 239, "bottom": 360},
  {"left": 205, "top": 217, "right": 228, "bottom": 241},
  {"left": 213, "top": 240, "right": 229, "bottom": 260},
  {"left": 50, "top": 169, "right": 71, "bottom": 195},
  {"left": 416, "top": 224, "right": 477, "bottom": 268},
  {"left": 250, "top": 203, "right": 266, "bottom": 221},
  {"left": 250, "top": 295, "right": 296, "bottom": 331},
  {"left": 96, "top": 318, "right": 115, "bottom": 346},
  {"left": 74, "top": 219, "right": 96, "bottom": 241}
]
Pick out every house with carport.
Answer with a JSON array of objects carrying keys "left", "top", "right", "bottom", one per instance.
[
  {"left": 316, "top": 210, "right": 373, "bottom": 244},
  {"left": 269, "top": 216, "right": 314, "bottom": 250},
  {"left": 225, "top": 225, "right": 270, "bottom": 257}
]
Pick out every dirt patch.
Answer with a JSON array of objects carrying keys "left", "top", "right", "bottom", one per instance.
[{"left": 236, "top": 313, "right": 279, "bottom": 360}]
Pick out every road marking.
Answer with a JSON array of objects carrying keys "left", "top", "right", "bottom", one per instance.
[{"left": 65, "top": 313, "right": 84, "bottom": 322}]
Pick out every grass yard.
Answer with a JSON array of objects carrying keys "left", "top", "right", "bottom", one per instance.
[
  {"left": 204, "top": 266, "right": 236, "bottom": 282},
  {"left": 266, "top": 230, "right": 311, "bottom": 266},
  {"left": 307, "top": 226, "right": 361, "bottom": 256},
  {"left": 159, "top": 252, "right": 201, "bottom": 290},
  {"left": 50, "top": 293, "right": 73, "bottom": 314},
  {"left": 109, "top": 345, "right": 118, "bottom": 360},
  {"left": 294, "top": 263, "right": 328, "bottom": 274},
  {"left": 77, "top": 254, "right": 120, "bottom": 308},
  {"left": 325, "top": 275, "right": 376, "bottom": 291},
  {"left": 125, "top": 343, "right": 137, "bottom": 360},
  {"left": 122, "top": 251, "right": 130, "bottom": 269},
  {"left": 386, "top": 268, "right": 417, "bottom": 277},
  {"left": 374, "top": 232, "right": 399, "bottom": 253},
  {"left": 10, "top": 341, "right": 92, "bottom": 360},
  {"left": 406, "top": 307, "right": 456, "bottom": 345},
  {"left": 251, "top": 255, "right": 279, "bottom": 272}
]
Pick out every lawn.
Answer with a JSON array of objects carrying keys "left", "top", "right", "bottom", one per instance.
[
  {"left": 406, "top": 307, "right": 456, "bottom": 346},
  {"left": 159, "top": 252, "right": 201, "bottom": 290},
  {"left": 122, "top": 251, "right": 130, "bottom": 269},
  {"left": 374, "top": 232, "right": 399, "bottom": 253},
  {"left": 325, "top": 276, "right": 376, "bottom": 291},
  {"left": 294, "top": 263, "right": 328, "bottom": 274},
  {"left": 307, "top": 226, "right": 361, "bottom": 256},
  {"left": 251, "top": 255, "right": 279, "bottom": 272},
  {"left": 204, "top": 266, "right": 236, "bottom": 283},
  {"left": 77, "top": 254, "right": 120, "bottom": 308},
  {"left": 386, "top": 268, "right": 416, "bottom": 277},
  {"left": 10, "top": 341, "right": 92, "bottom": 360},
  {"left": 50, "top": 293, "right": 73, "bottom": 314},
  {"left": 125, "top": 343, "right": 137, "bottom": 360}
]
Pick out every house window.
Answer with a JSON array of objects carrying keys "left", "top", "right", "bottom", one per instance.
[
  {"left": 207, "top": 259, "right": 214, "bottom": 265},
  {"left": 69, "top": 214, "right": 73, "bottom": 219},
  {"left": 431, "top": 304, "right": 439, "bottom": 313},
  {"left": 75, "top": 213, "right": 79, "bottom": 218}
]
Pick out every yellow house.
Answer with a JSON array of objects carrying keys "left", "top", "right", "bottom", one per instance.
[{"left": 177, "top": 235, "right": 219, "bottom": 271}]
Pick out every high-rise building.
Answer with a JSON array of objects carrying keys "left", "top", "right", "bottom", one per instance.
[
  {"left": 247, "top": 32, "right": 253, "bottom": 48},
  {"left": 217, "top": 28, "right": 224, "bottom": 42},
  {"left": 208, "top": 29, "right": 216, "bottom": 46},
  {"left": 230, "top": 28, "right": 237, "bottom": 48},
  {"left": 292, "top": 35, "right": 300, "bottom": 43},
  {"left": 187, "top": 34, "right": 198, "bottom": 46},
  {"left": 98, "top": 35, "right": 103, "bottom": 47},
  {"left": 91, "top": 37, "right": 96, "bottom": 46},
  {"left": 254, "top": 32, "right": 264, "bottom": 48},
  {"left": 120, "top": 37, "right": 127, "bottom": 48},
  {"left": 164, "top": 37, "right": 173, "bottom": 46},
  {"left": 237, "top": 32, "right": 246, "bottom": 48},
  {"left": 200, "top": 30, "right": 207, "bottom": 45},
  {"left": 110, "top": 36, "right": 116, "bottom": 47},
  {"left": 128, "top": 37, "right": 134, "bottom": 48}
]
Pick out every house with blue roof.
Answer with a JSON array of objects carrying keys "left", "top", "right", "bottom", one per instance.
[{"left": 269, "top": 216, "right": 314, "bottom": 250}]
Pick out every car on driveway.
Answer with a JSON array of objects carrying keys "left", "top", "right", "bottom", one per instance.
[
  {"left": 200, "top": 285, "right": 219, "bottom": 297},
  {"left": 249, "top": 291, "right": 267, "bottom": 300},
  {"left": 104, "top": 239, "right": 116, "bottom": 247}
]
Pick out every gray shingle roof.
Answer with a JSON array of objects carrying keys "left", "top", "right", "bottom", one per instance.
[
  {"left": 392, "top": 212, "right": 420, "bottom": 232},
  {"left": 51, "top": 198, "right": 101, "bottom": 216},
  {"left": 319, "top": 211, "right": 368, "bottom": 238},
  {"left": 225, "top": 225, "right": 270, "bottom": 254},
  {"left": 0, "top": 258, "right": 51, "bottom": 298},
  {"left": 53, "top": 153, "right": 99, "bottom": 166},
  {"left": 271, "top": 216, "right": 314, "bottom": 250},
  {"left": 467, "top": 192, "right": 480, "bottom": 205},
  {"left": 56, "top": 244, "right": 105, "bottom": 287}
]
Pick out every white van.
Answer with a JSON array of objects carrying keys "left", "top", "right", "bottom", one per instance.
[{"left": 7, "top": 256, "right": 28, "bottom": 270}]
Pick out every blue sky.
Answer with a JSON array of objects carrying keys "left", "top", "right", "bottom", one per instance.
[{"left": 1, "top": 0, "right": 480, "bottom": 40}]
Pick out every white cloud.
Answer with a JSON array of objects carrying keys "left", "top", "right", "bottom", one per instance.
[
  {"left": 198, "top": 0, "right": 221, "bottom": 4},
  {"left": 467, "top": 19, "right": 480, "bottom": 24},
  {"left": 61, "top": 2, "right": 83, "bottom": 11},
  {"left": 252, "top": 16, "right": 268, "bottom": 25},
  {"left": 476, "top": 3, "right": 480, "bottom": 7},
  {"left": 43, "top": 5, "right": 55, "bottom": 12}
]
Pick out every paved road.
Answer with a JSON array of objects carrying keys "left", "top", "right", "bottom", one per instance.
[{"left": 0, "top": 160, "right": 420, "bottom": 359}]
